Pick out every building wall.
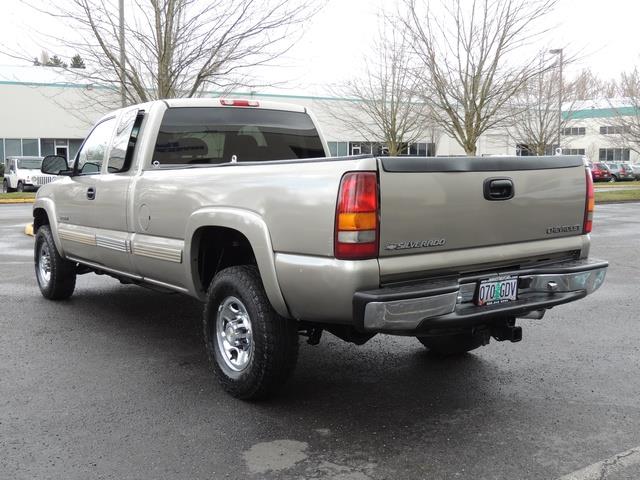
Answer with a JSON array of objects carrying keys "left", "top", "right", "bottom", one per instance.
[{"left": 0, "top": 67, "right": 638, "bottom": 162}]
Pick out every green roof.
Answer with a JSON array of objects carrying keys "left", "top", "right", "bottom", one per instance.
[{"left": 563, "top": 106, "right": 639, "bottom": 120}]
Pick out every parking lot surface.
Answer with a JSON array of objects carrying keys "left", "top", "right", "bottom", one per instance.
[{"left": 1, "top": 203, "right": 639, "bottom": 480}]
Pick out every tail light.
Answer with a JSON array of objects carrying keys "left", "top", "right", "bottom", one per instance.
[
  {"left": 583, "top": 167, "right": 594, "bottom": 234},
  {"left": 334, "top": 171, "right": 379, "bottom": 259}
]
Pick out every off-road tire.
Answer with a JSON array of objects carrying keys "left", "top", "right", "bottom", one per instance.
[
  {"left": 34, "top": 225, "right": 76, "bottom": 300},
  {"left": 16, "top": 181, "right": 24, "bottom": 192},
  {"left": 417, "top": 333, "right": 486, "bottom": 356},
  {"left": 3, "top": 179, "right": 14, "bottom": 193},
  {"left": 203, "top": 265, "right": 299, "bottom": 400}
]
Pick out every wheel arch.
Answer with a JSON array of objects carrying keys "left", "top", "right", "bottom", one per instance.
[
  {"left": 32, "top": 198, "right": 65, "bottom": 256},
  {"left": 185, "top": 207, "right": 290, "bottom": 318}
]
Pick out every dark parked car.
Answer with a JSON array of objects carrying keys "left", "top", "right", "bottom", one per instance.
[
  {"left": 589, "top": 162, "right": 612, "bottom": 182},
  {"left": 606, "top": 162, "right": 635, "bottom": 182}
]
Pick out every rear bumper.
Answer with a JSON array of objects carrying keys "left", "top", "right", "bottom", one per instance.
[{"left": 353, "top": 258, "right": 608, "bottom": 334}]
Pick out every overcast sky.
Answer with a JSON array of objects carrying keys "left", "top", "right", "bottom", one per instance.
[{"left": 1, "top": 0, "right": 639, "bottom": 95}]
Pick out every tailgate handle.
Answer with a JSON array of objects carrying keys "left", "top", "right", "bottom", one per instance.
[{"left": 484, "top": 178, "right": 514, "bottom": 201}]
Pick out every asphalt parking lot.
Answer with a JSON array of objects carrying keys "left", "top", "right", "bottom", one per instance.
[{"left": 1, "top": 203, "right": 639, "bottom": 480}]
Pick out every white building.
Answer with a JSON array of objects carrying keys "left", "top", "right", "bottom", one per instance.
[{"left": 0, "top": 65, "right": 637, "bottom": 163}]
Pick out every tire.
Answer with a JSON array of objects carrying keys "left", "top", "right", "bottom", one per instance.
[
  {"left": 203, "top": 265, "right": 299, "bottom": 400},
  {"left": 3, "top": 179, "right": 15, "bottom": 193},
  {"left": 34, "top": 225, "right": 76, "bottom": 300},
  {"left": 16, "top": 181, "right": 24, "bottom": 192},
  {"left": 611, "top": 175, "right": 617, "bottom": 183},
  {"left": 417, "top": 333, "right": 486, "bottom": 356}
]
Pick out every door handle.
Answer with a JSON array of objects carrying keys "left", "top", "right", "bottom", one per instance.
[
  {"left": 483, "top": 178, "right": 514, "bottom": 201},
  {"left": 87, "top": 187, "right": 96, "bottom": 200}
]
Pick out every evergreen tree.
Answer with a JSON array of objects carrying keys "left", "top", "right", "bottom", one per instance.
[{"left": 70, "top": 54, "right": 86, "bottom": 69}]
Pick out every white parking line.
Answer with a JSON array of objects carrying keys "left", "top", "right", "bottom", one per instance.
[{"left": 558, "top": 446, "right": 640, "bottom": 479}]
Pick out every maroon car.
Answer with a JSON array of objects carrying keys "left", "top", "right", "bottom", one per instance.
[{"left": 590, "top": 162, "right": 612, "bottom": 182}]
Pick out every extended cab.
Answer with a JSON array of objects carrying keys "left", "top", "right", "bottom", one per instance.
[{"left": 33, "top": 98, "right": 608, "bottom": 399}]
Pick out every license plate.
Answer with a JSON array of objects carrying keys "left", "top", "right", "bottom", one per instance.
[{"left": 475, "top": 276, "right": 518, "bottom": 306}]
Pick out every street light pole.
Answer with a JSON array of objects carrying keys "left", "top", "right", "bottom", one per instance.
[
  {"left": 119, "top": 0, "right": 126, "bottom": 107},
  {"left": 550, "top": 48, "right": 563, "bottom": 154}
]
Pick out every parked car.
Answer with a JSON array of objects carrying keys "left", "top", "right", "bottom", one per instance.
[
  {"left": 605, "top": 162, "right": 635, "bottom": 182},
  {"left": 589, "top": 162, "right": 612, "bottom": 182},
  {"left": 630, "top": 163, "right": 640, "bottom": 181},
  {"left": 33, "top": 98, "right": 608, "bottom": 399},
  {"left": 2, "top": 156, "right": 57, "bottom": 193}
]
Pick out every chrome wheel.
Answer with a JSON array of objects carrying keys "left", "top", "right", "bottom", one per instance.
[
  {"left": 37, "top": 242, "right": 52, "bottom": 286},
  {"left": 216, "top": 296, "right": 254, "bottom": 372}
]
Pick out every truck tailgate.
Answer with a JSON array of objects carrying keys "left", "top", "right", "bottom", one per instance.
[{"left": 377, "top": 156, "right": 587, "bottom": 261}]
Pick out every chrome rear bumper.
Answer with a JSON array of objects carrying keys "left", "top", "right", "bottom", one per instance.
[{"left": 354, "top": 258, "right": 608, "bottom": 333}]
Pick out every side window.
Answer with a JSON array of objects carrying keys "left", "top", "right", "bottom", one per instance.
[
  {"left": 75, "top": 118, "right": 116, "bottom": 175},
  {"left": 107, "top": 109, "right": 139, "bottom": 173}
]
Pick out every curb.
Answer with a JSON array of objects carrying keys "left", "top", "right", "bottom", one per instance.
[
  {"left": 24, "top": 224, "right": 34, "bottom": 237},
  {"left": 0, "top": 199, "right": 35, "bottom": 204}
]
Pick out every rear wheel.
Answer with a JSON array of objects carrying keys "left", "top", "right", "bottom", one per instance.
[
  {"left": 203, "top": 265, "right": 299, "bottom": 400},
  {"left": 34, "top": 225, "right": 76, "bottom": 300},
  {"left": 417, "top": 333, "right": 487, "bottom": 356}
]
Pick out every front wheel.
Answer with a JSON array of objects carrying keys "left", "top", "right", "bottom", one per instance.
[
  {"left": 16, "top": 181, "right": 24, "bottom": 192},
  {"left": 2, "top": 179, "right": 14, "bottom": 193},
  {"left": 417, "top": 332, "right": 487, "bottom": 356},
  {"left": 34, "top": 225, "right": 76, "bottom": 300},
  {"left": 203, "top": 265, "right": 299, "bottom": 400},
  {"left": 610, "top": 175, "right": 617, "bottom": 183}
]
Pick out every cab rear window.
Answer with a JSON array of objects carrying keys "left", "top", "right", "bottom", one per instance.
[{"left": 153, "top": 107, "right": 325, "bottom": 166}]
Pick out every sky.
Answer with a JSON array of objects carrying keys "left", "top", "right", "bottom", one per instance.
[{"left": 1, "top": 0, "right": 640, "bottom": 95}]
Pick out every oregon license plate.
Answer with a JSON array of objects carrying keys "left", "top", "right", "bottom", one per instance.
[{"left": 475, "top": 276, "right": 518, "bottom": 306}]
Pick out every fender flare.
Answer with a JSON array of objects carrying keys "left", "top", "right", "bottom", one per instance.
[
  {"left": 184, "top": 207, "right": 290, "bottom": 319},
  {"left": 32, "top": 198, "right": 65, "bottom": 256}
]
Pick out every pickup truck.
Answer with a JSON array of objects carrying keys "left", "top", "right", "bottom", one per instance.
[{"left": 33, "top": 98, "right": 608, "bottom": 399}]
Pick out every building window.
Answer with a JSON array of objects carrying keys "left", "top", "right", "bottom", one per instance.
[
  {"left": 69, "top": 140, "right": 83, "bottom": 161},
  {"left": 0, "top": 139, "right": 4, "bottom": 162},
  {"left": 22, "top": 139, "right": 39, "bottom": 156},
  {"left": 599, "top": 148, "right": 630, "bottom": 161},
  {"left": 5, "top": 139, "right": 21, "bottom": 156},
  {"left": 350, "top": 143, "right": 362, "bottom": 155},
  {"left": 600, "top": 125, "right": 630, "bottom": 135},
  {"left": 40, "top": 139, "right": 55, "bottom": 156},
  {"left": 561, "top": 127, "right": 586, "bottom": 136},
  {"left": 564, "top": 148, "right": 585, "bottom": 155}
]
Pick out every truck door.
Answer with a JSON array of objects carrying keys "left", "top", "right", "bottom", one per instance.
[
  {"left": 91, "top": 108, "right": 144, "bottom": 274},
  {"left": 56, "top": 117, "right": 117, "bottom": 262}
]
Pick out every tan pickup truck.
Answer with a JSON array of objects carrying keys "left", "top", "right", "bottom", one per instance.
[{"left": 33, "top": 98, "right": 607, "bottom": 399}]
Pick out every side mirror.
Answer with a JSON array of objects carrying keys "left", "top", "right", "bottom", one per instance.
[{"left": 41, "top": 155, "right": 72, "bottom": 176}]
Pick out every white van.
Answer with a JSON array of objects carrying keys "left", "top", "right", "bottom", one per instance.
[{"left": 2, "top": 156, "right": 57, "bottom": 193}]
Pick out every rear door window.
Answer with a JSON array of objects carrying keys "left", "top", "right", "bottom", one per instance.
[{"left": 152, "top": 107, "right": 325, "bottom": 166}]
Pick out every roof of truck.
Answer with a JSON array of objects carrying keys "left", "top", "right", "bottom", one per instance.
[{"left": 163, "top": 97, "right": 307, "bottom": 113}]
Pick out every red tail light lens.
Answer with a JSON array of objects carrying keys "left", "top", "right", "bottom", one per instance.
[
  {"left": 583, "top": 167, "right": 594, "bottom": 234},
  {"left": 335, "top": 172, "right": 379, "bottom": 259}
]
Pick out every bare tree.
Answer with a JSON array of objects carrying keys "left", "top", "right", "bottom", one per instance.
[
  {"left": 325, "top": 23, "right": 431, "bottom": 156},
  {"left": 402, "top": 0, "right": 559, "bottom": 155},
  {"left": 604, "top": 68, "right": 640, "bottom": 153},
  {"left": 19, "top": 0, "right": 322, "bottom": 106},
  {"left": 572, "top": 68, "right": 617, "bottom": 101},
  {"left": 510, "top": 55, "right": 578, "bottom": 155}
]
